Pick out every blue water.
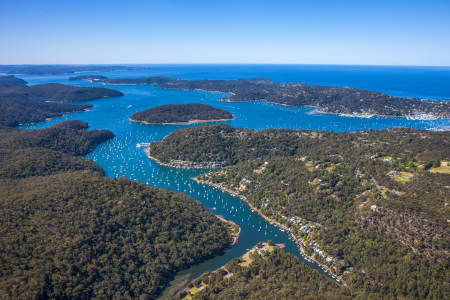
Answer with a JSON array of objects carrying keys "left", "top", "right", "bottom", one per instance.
[{"left": 19, "top": 65, "right": 450, "bottom": 293}]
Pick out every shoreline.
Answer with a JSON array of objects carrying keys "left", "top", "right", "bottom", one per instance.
[
  {"left": 307, "top": 107, "right": 445, "bottom": 120},
  {"left": 77, "top": 77, "right": 449, "bottom": 120},
  {"left": 129, "top": 117, "right": 234, "bottom": 125},
  {"left": 143, "top": 147, "right": 241, "bottom": 299},
  {"left": 144, "top": 148, "right": 173, "bottom": 167},
  {"left": 215, "top": 215, "right": 241, "bottom": 246},
  {"left": 192, "top": 176, "right": 346, "bottom": 286},
  {"left": 158, "top": 212, "right": 241, "bottom": 300},
  {"left": 20, "top": 106, "right": 92, "bottom": 127},
  {"left": 144, "top": 147, "right": 220, "bottom": 169},
  {"left": 219, "top": 98, "right": 448, "bottom": 120},
  {"left": 177, "top": 242, "right": 285, "bottom": 299}
]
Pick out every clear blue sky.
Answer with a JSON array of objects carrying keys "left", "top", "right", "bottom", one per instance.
[{"left": 1, "top": 0, "right": 450, "bottom": 66}]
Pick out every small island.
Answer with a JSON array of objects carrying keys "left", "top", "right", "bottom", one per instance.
[{"left": 130, "top": 103, "right": 234, "bottom": 125}]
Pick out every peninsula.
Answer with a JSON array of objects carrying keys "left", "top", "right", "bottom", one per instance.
[
  {"left": 148, "top": 124, "right": 449, "bottom": 299},
  {"left": 20, "top": 82, "right": 124, "bottom": 103},
  {"left": 70, "top": 75, "right": 450, "bottom": 119},
  {"left": 0, "top": 76, "right": 123, "bottom": 127},
  {"left": 0, "top": 75, "right": 27, "bottom": 87},
  {"left": 130, "top": 103, "right": 233, "bottom": 125}
]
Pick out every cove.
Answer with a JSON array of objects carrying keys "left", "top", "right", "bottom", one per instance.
[{"left": 19, "top": 65, "right": 450, "bottom": 297}]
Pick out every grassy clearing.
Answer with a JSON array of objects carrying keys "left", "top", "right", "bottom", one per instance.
[
  {"left": 239, "top": 250, "right": 254, "bottom": 267},
  {"left": 380, "top": 156, "right": 393, "bottom": 162},
  {"left": 394, "top": 171, "right": 414, "bottom": 183},
  {"left": 326, "top": 166, "right": 336, "bottom": 172},
  {"left": 378, "top": 186, "right": 389, "bottom": 198},
  {"left": 239, "top": 242, "right": 278, "bottom": 267},
  {"left": 429, "top": 162, "right": 450, "bottom": 174},
  {"left": 310, "top": 178, "right": 321, "bottom": 186},
  {"left": 401, "top": 161, "right": 421, "bottom": 171},
  {"left": 183, "top": 283, "right": 207, "bottom": 299}
]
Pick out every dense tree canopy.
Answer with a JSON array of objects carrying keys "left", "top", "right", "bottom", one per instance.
[
  {"left": 22, "top": 83, "right": 123, "bottom": 102},
  {"left": 130, "top": 103, "right": 233, "bottom": 124},
  {"left": 0, "top": 171, "right": 233, "bottom": 299},
  {"left": 150, "top": 124, "right": 450, "bottom": 299},
  {"left": 0, "top": 75, "right": 27, "bottom": 87},
  {"left": 50, "top": 120, "right": 89, "bottom": 130},
  {"left": 0, "top": 121, "right": 234, "bottom": 299},
  {"left": 0, "top": 97, "right": 92, "bottom": 127},
  {"left": 180, "top": 249, "right": 351, "bottom": 300},
  {"left": 0, "top": 76, "right": 123, "bottom": 126},
  {"left": 0, "top": 126, "right": 114, "bottom": 156},
  {"left": 149, "top": 124, "right": 450, "bottom": 166},
  {"left": 0, "top": 147, "right": 104, "bottom": 179}
]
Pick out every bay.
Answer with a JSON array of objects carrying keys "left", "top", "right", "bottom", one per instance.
[{"left": 19, "top": 64, "right": 450, "bottom": 297}]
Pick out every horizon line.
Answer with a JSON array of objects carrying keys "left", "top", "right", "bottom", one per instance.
[{"left": 1, "top": 62, "right": 450, "bottom": 68}]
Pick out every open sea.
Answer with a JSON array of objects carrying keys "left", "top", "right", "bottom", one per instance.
[{"left": 18, "top": 64, "right": 450, "bottom": 296}]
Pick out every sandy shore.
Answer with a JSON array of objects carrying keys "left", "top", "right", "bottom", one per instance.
[
  {"left": 192, "top": 177, "right": 346, "bottom": 286},
  {"left": 144, "top": 147, "right": 174, "bottom": 167},
  {"left": 129, "top": 117, "right": 234, "bottom": 125},
  {"left": 144, "top": 148, "right": 218, "bottom": 169},
  {"left": 215, "top": 215, "right": 241, "bottom": 246}
]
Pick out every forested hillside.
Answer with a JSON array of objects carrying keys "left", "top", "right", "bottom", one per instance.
[
  {"left": 0, "top": 76, "right": 123, "bottom": 126},
  {"left": 0, "top": 147, "right": 104, "bottom": 179},
  {"left": 22, "top": 83, "right": 123, "bottom": 102},
  {"left": 148, "top": 124, "right": 450, "bottom": 166},
  {"left": 150, "top": 124, "right": 450, "bottom": 299},
  {"left": 50, "top": 119, "right": 89, "bottom": 129},
  {"left": 0, "top": 121, "right": 234, "bottom": 299},
  {"left": 131, "top": 103, "right": 233, "bottom": 124},
  {"left": 0, "top": 97, "right": 92, "bottom": 127},
  {"left": 178, "top": 247, "right": 350, "bottom": 300},
  {"left": 0, "top": 124, "right": 114, "bottom": 156},
  {"left": 0, "top": 75, "right": 27, "bottom": 87}
]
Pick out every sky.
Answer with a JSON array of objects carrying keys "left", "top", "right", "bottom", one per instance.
[{"left": 1, "top": 0, "right": 450, "bottom": 66}]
